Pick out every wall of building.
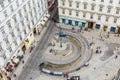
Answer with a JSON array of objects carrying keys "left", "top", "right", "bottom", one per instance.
[
  {"left": 0, "top": 0, "right": 49, "bottom": 67},
  {"left": 58, "top": 0, "right": 120, "bottom": 33}
]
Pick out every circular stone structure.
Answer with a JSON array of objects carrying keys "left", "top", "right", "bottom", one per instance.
[{"left": 41, "top": 31, "right": 91, "bottom": 74}]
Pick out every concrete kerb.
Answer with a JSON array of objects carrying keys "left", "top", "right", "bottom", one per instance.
[{"left": 41, "top": 32, "right": 92, "bottom": 73}]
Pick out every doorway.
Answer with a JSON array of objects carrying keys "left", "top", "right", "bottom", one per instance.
[
  {"left": 68, "top": 20, "right": 72, "bottom": 25},
  {"left": 22, "top": 45, "right": 26, "bottom": 53},
  {"left": 117, "top": 27, "right": 120, "bottom": 34},
  {"left": 103, "top": 26, "right": 108, "bottom": 31},
  {"left": 88, "top": 22, "right": 94, "bottom": 29}
]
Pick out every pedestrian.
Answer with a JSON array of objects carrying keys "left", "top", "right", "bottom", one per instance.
[
  {"left": 22, "top": 60, "right": 24, "bottom": 64},
  {"left": 63, "top": 73, "right": 65, "bottom": 77},
  {"left": 65, "top": 72, "right": 69, "bottom": 78},
  {"left": 115, "top": 55, "right": 118, "bottom": 59},
  {"left": 13, "top": 74, "right": 16, "bottom": 77}
]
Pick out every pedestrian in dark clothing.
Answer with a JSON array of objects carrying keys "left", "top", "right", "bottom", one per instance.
[
  {"left": 22, "top": 60, "right": 24, "bottom": 64},
  {"left": 115, "top": 55, "right": 118, "bottom": 59}
]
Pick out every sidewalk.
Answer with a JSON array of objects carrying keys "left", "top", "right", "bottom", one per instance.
[{"left": 10, "top": 21, "right": 50, "bottom": 80}]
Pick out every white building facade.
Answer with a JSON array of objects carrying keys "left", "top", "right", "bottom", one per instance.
[
  {"left": 58, "top": 0, "right": 120, "bottom": 33},
  {"left": 0, "top": 0, "right": 49, "bottom": 67}
]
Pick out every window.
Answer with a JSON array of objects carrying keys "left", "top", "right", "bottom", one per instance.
[
  {"left": 62, "top": 9, "right": 65, "bottom": 14},
  {"left": 18, "top": 10, "right": 22, "bottom": 17},
  {"left": 2, "top": 54, "right": 7, "bottom": 60},
  {"left": 24, "top": 30, "right": 26, "bottom": 35},
  {"left": 106, "top": 17, "right": 109, "bottom": 21},
  {"left": 26, "top": 16, "right": 29, "bottom": 22},
  {"left": 16, "top": 0, "right": 19, "bottom": 7},
  {"left": 12, "top": 15, "right": 17, "bottom": 23},
  {"left": 19, "top": 35, "right": 22, "bottom": 40},
  {"left": 99, "top": 6, "right": 103, "bottom": 12},
  {"left": 37, "top": 2, "right": 40, "bottom": 8},
  {"left": 101, "top": 0, "right": 104, "bottom": 2},
  {"left": 6, "top": 20, "right": 11, "bottom": 28},
  {"left": 28, "top": 24, "right": 31, "bottom": 30},
  {"left": 30, "top": 12, "right": 33, "bottom": 17},
  {"left": 14, "top": 41, "right": 18, "bottom": 46},
  {"left": 34, "top": 7, "right": 36, "bottom": 14},
  {"left": 91, "top": 5, "right": 95, "bottom": 10},
  {"left": 76, "top": 3, "right": 79, "bottom": 8},
  {"left": 110, "top": 0, "right": 113, "bottom": 3},
  {"left": 28, "top": 1, "right": 31, "bottom": 9},
  {"left": 17, "top": 27, "right": 20, "bottom": 31},
  {"left": 84, "top": 4, "right": 87, "bottom": 9},
  {"left": 107, "top": 7, "right": 111, "bottom": 13},
  {"left": 5, "top": 38, "right": 9, "bottom": 44},
  {"left": 22, "top": 0, "right": 25, "bottom": 2},
  {"left": 62, "top": 1, "right": 65, "bottom": 6},
  {"left": 119, "top": 0, "right": 120, "bottom": 4},
  {"left": 21, "top": 20, "right": 24, "bottom": 26},
  {"left": 2, "top": 30, "right": 5, "bottom": 34},
  {"left": 69, "top": 10, "right": 72, "bottom": 15},
  {"left": 4, "top": 10, "right": 7, "bottom": 17},
  {"left": 90, "top": 14, "right": 93, "bottom": 19},
  {"left": 0, "top": 45, "right": 3, "bottom": 52},
  {"left": 8, "top": 47, "right": 12, "bottom": 53},
  {"left": 76, "top": 11, "right": 79, "bottom": 16},
  {"left": 23, "top": 5, "right": 27, "bottom": 13},
  {"left": 98, "top": 15, "right": 101, "bottom": 20},
  {"left": 83, "top": 13, "right": 86, "bottom": 18},
  {"left": 0, "top": 3, "right": 4, "bottom": 8},
  {"left": 11, "top": 32, "right": 15, "bottom": 38},
  {"left": 69, "top": 1, "right": 72, "bottom": 7},
  {"left": 114, "top": 18, "right": 117, "bottom": 23},
  {"left": 10, "top": 5, "right": 14, "bottom": 12},
  {"left": 116, "top": 9, "right": 120, "bottom": 14},
  {"left": 32, "top": 20, "right": 34, "bottom": 25},
  {"left": 8, "top": 0, "right": 11, "bottom": 3}
]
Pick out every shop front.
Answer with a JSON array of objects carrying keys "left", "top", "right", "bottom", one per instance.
[
  {"left": 110, "top": 27, "right": 116, "bottom": 32},
  {"left": 21, "top": 42, "right": 26, "bottom": 53},
  {"left": 87, "top": 21, "right": 95, "bottom": 29},
  {"left": 0, "top": 68, "right": 8, "bottom": 80},
  {"left": 60, "top": 17, "right": 86, "bottom": 28},
  {"left": 24, "top": 33, "right": 34, "bottom": 48},
  {"left": 96, "top": 24, "right": 101, "bottom": 29},
  {"left": 11, "top": 56, "right": 20, "bottom": 67}
]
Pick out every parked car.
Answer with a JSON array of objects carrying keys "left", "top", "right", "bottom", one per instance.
[
  {"left": 84, "top": 62, "right": 89, "bottom": 67},
  {"left": 69, "top": 76, "right": 80, "bottom": 80}
]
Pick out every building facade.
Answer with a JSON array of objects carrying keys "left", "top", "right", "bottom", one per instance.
[
  {"left": 0, "top": 0, "right": 49, "bottom": 68},
  {"left": 58, "top": 0, "right": 120, "bottom": 33}
]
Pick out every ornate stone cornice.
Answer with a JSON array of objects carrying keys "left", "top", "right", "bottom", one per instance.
[
  {"left": 68, "top": 0, "right": 73, "bottom": 2},
  {"left": 107, "top": 5, "right": 113, "bottom": 8},
  {"left": 99, "top": 4, "right": 104, "bottom": 7},
  {"left": 91, "top": 3, "right": 96, "bottom": 6},
  {"left": 83, "top": 2, "right": 88, "bottom": 5}
]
